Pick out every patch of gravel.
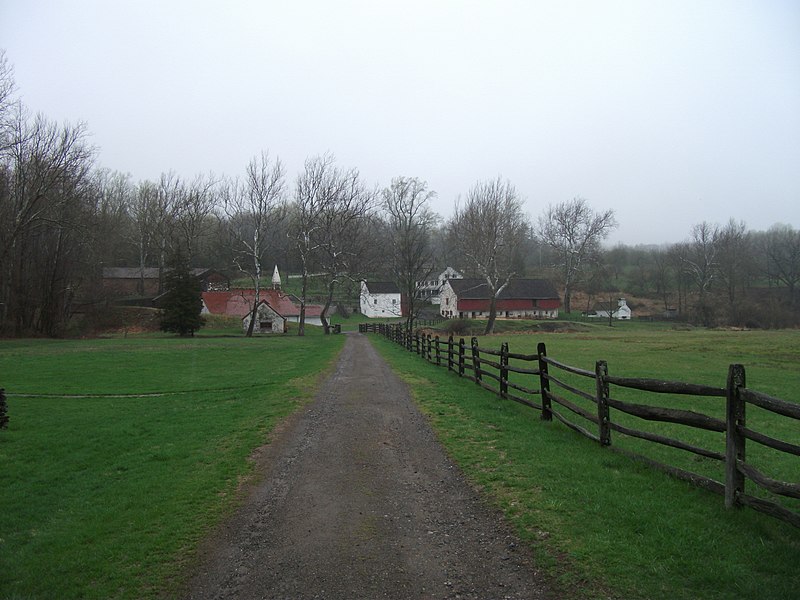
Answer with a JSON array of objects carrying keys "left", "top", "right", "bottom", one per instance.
[{"left": 184, "top": 333, "right": 551, "bottom": 600}]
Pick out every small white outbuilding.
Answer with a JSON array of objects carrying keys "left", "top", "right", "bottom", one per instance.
[
  {"left": 242, "top": 299, "right": 287, "bottom": 333},
  {"left": 588, "top": 298, "right": 632, "bottom": 320}
]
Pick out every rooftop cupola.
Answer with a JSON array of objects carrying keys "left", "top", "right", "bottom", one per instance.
[{"left": 272, "top": 265, "right": 282, "bottom": 290}]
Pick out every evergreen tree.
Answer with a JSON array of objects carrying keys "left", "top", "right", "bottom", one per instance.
[{"left": 160, "top": 250, "right": 205, "bottom": 336}]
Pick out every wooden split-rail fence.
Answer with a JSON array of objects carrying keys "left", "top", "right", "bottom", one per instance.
[{"left": 359, "top": 322, "right": 800, "bottom": 529}]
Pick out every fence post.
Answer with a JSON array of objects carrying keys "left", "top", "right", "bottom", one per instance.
[
  {"left": 500, "top": 342, "right": 509, "bottom": 399},
  {"left": 538, "top": 342, "right": 552, "bottom": 421},
  {"left": 448, "top": 335, "right": 454, "bottom": 372},
  {"left": 458, "top": 338, "right": 466, "bottom": 377},
  {"left": 471, "top": 337, "right": 481, "bottom": 384},
  {"left": 435, "top": 336, "right": 441, "bottom": 366},
  {"left": 595, "top": 360, "right": 611, "bottom": 446},
  {"left": 725, "top": 364, "right": 746, "bottom": 509},
  {"left": 427, "top": 334, "right": 432, "bottom": 362}
]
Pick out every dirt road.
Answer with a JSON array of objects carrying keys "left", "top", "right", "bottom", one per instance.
[{"left": 185, "top": 333, "right": 550, "bottom": 599}]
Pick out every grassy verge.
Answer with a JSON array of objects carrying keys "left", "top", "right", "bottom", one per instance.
[
  {"left": 370, "top": 324, "right": 800, "bottom": 600},
  {"left": 0, "top": 331, "right": 344, "bottom": 599}
]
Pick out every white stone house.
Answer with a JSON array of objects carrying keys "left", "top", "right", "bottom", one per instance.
[
  {"left": 241, "top": 299, "right": 287, "bottom": 333},
  {"left": 587, "top": 298, "right": 632, "bottom": 320},
  {"left": 360, "top": 280, "right": 403, "bottom": 318},
  {"left": 416, "top": 267, "right": 463, "bottom": 304}
]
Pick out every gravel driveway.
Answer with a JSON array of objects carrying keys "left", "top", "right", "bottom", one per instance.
[{"left": 185, "top": 332, "right": 551, "bottom": 599}]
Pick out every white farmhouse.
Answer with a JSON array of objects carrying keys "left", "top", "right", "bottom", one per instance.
[
  {"left": 416, "top": 267, "right": 463, "bottom": 304},
  {"left": 360, "top": 281, "right": 403, "bottom": 318}
]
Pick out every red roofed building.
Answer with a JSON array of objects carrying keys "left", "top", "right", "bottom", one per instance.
[
  {"left": 201, "top": 289, "right": 324, "bottom": 330},
  {"left": 440, "top": 278, "right": 560, "bottom": 319}
]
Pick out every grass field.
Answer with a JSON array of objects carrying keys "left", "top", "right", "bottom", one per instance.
[
  {"left": 0, "top": 330, "right": 345, "bottom": 599},
  {"left": 492, "top": 322, "right": 800, "bottom": 496},
  {"left": 371, "top": 321, "right": 800, "bottom": 600},
  {"left": 2, "top": 320, "right": 798, "bottom": 599}
]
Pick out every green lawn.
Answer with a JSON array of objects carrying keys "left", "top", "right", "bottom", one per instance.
[
  {"left": 488, "top": 323, "right": 800, "bottom": 495},
  {"left": 0, "top": 331, "right": 345, "bottom": 599},
  {"left": 370, "top": 321, "right": 800, "bottom": 600},
  {"left": 3, "top": 321, "right": 798, "bottom": 599}
]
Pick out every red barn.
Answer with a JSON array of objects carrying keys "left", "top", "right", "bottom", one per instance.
[{"left": 440, "top": 278, "right": 560, "bottom": 319}]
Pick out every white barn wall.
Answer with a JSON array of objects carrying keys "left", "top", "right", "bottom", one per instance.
[{"left": 360, "top": 281, "right": 402, "bottom": 318}]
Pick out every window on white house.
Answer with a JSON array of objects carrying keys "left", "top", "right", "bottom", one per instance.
[{"left": 374, "top": 298, "right": 378, "bottom": 305}]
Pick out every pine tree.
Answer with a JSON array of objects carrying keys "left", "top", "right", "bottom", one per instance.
[{"left": 160, "top": 250, "right": 205, "bottom": 336}]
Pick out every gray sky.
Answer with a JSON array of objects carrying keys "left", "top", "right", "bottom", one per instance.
[{"left": 2, "top": 0, "right": 798, "bottom": 245}]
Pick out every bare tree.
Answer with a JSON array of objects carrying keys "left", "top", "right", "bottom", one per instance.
[
  {"left": 716, "top": 219, "right": 754, "bottom": 324},
  {"left": 126, "top": 180, "right": 160, "bottom": 294},
  {"left": 173, "top": 173, "right": 219, "bottom": 263},
  {"left": 291, "top": 154, "right": 377, "bottom": 335},
  {"left": 447, "top": 177, "right": 529, "bottom": 335},
  {"left": 537, "top": 197, "right": 617, "bottom": 315},
  {"left": 153, "top": 172, "right": 185, "bottom": 292},
  {"left": 680, "top": 221, "right": 720, "bottom": 326},
  {"left": 89, "top": 169, "right": 135, "bottom": 277},
  {"left": 224, "top": 153, "right": 286, "bottom": 337},
  {"left": 651, "top": 247, "right": 677, "bottom": 313},
  {"left": 761, "top": 223, "right": 800, "bottom": 311},
  {"left": 0, "top": 50, "right": 16, "bottom": 153},
  {"left": 316, "top": 168, "right": 376, "bottom": 333},
  {"left": 290, "top": 154, "right": 332, "bottom": 336},
  {"left": 382, "top": 176, "right": 439, "bottom": 333},
  {"left": 0, "top": 109, "right": 94, "bottom": 335}
]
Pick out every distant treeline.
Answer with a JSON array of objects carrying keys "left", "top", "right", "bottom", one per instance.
[{"left": 1, "top": 51, "right": 796, "bottom": 336}]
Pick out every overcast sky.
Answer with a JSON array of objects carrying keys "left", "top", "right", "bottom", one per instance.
[{"left": 2, "top": 0, "right": 798, "bottom": 245}]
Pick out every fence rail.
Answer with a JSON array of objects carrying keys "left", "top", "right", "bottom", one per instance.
[{"left": 359, "top": 322, "right": 800, "bottom": 529}]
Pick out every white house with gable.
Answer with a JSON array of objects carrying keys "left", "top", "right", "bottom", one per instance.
[
  {"left": 242, "top": 299, "right": 287, "bottom": 333},
  {"left": 360, "top": 280, "right": 403, "bottom": 318},
  {"left": 587, "top": 298, "right": 632, "bottom": 320},
  {"left": 416, "top": 267, "right": 463, "bottom": 304}
]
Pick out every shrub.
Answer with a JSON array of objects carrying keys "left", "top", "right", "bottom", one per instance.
[{"left": 442, "top": 318, "right": 471, "bottom": 336}]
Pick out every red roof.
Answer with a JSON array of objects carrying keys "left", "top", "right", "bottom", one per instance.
[{"left": 202, "top": 289, "right": 324, "bottom": 318}]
